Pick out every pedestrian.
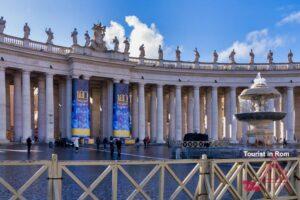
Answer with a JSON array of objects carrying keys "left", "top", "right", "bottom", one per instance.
[
  {"left": 103, "top": 137, "right": 108, "bottom": 150},
  {"left": 109, "top": 138, "right": 115, "bottom": 158},
  {"left": 96, "top": 136, "right": 101, "bottom": 151},
  {"left": 135, "top": 137, "right": 140, "bottom": 149},
  {"left": 74, "top": 137, "right": 79, "bottom": 153},
  {"left": 283, "top": 138, "right": 287, "bottom": 146},
  {"left": 143, "top": 137, "right": 147, "bottom": 148},
  {"left": 116, "top": 138, "right": 122, "bottom": 158},
  {"left": 26, "top": 137, "right": 32, "bottom": 153}
]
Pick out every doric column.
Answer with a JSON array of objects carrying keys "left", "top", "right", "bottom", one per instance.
[
  {"left": 0, "top": 67, "right": 8, "bottom": 142},
  {"left": 138, "top": 82, "right": 146, "bottom": 141},
  {"left": 175, "top": 85, "right": 182, "bottom": 141},
  {"left": 131, "top": 84, "right": 138, "bottom": 138},
  {"left": 38, "top": 76, "right": 46, "bottom": 142},
  {"left": 45, "top": 73, "right": 54, "bottom": 142},
  {"left": 107, "top": 80, "right": 114, "bottom": 138},
  {"left": 230, "top": 87, "right": 237, "bottom": 142},
  {"left": 169, "top": 87, "right": 175, "bottom": 141},
  {"left": 156, "top": 84, "right": 164, "bottom": 143},
  {"left": 286, "top": 86, "right": 295, "bottom": 142},
  {"left": 150, "top": 86, "right": 157, "bottom": 142},
  {"left": 58, "top": 79, "right": 66, "bottom": 138},
  {"left": 211, "top": 86, "right": 218, "bottom": 140},
  {"left": 224, "top": 89, "right": 231, "bottom": 139},
  {"left": 14, "top": 72, "right": 22, "bottom": 142},
  {"left": 22, "top": 70, "right": 32, "bottom": 142},
  {"left": 187, "top": 88, "right": 194, "bottom": 132},
  {"left": 193, "top": 86, "right": 200, "bottom": 133},
  {"left": 65, "top": 76, "right": 72, "bottom": 139},
  {"left": 6, "top": 79, "right": 10, "bottom": 133}
]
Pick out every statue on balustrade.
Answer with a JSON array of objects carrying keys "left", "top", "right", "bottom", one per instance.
[
  {"left": 123, "top": 37, "right": 130, "bottom": 54},
  {"left": 213, "top": 50, "right": 218, "bottom": 63},
  {"left": 194, "top": 48, "right": 200, "bottom": 63},
  {"left": 288, "top": 49, "right": 293, "bottom": 64},
  {"left": 229, "top": 49, "right": 236, "bottom": 64},
  {"left": 45, "top": 28, "right": 54, "bottom": 44},
  {"left": 84, "top": 31, "right": 90, "bottom": 47},
  {"left": 158, "top": 45, "right": 163, "bottom": 60},
  {"left": 113, "top": 36, "right": 119, "bottom": 52},
  {"left": 90, "top": 23, "right": 107, "bottom": 52},
  {"left": 23, "top": 23, "right": 30, "bottom": 40},
  {"left": 71, "top": 28, "right": 78, "bottom": 46},
  {"left": 267, "top": 50, "right": 273, "bottom": 64},
  {"left": 0, "top": 16, "right": 6, "bottom": 34},
  {"left": 139, "top": 44, "right": 145, "bottom": 58},
  {"left": 176, "top": 46, "right": 181, "bottom": 62},
  {"left": 249, "top": 49, "right": 255, "bottom": 64}
]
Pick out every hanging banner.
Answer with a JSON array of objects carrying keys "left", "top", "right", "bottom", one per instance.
[
  {"left": 113, "top": 83, "right": 130, "bottom": 138},
  {"left": 72, "top": 79, "right": 90, "bottom": 137}
]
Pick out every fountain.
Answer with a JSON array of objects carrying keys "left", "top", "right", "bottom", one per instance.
[{"left": 235, "top": 73, "right": 286, "bottom": 146}]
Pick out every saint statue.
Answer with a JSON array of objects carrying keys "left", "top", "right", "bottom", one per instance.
[
  {"left": 194, "top": 48, "right": 200, "bottom": 63},
  {"left": 158, "top": 45, "right": 163, "bottom": 60},
  {"left": 249, "top": 49, "right": 255, "bottom": 64},
  {"left": 213, "top": 50, "right": 218, "bottom": 63},
  {"left": 176, "top": 46, "right": 181, "bottom": 62},
  {"left": 23, "top": 23, "right": 30, "bottom": 40},
  {"left": 84, "top": 31, "right": 90, "bottom": 47},
  {"left": 229, "top": 49, "right": 236, "bottom": 64},
  {"left": 112, "top": 36, "right": 119, "bottom": 52},
  {"left": 267, "top": 50, "right": 273, "bottom": 64},
  {"left": 0, "top": 16, "right": 6, "bottom": 34},
  {"left": 90, "top": 23, "right": 107, "bottom": 52},
  {"left": 123, "top": 37, "right": 130, "bottom": 54},
  {"left": 288, "top": 49, "right": 293, "bottom": 64},
  {"left": 139, "top": 44, "right": 145, "bottom": 58},
  {"left": 71, "top": 28, "right": 78, "bottom": 46},
  {"left": 45, "top": 28, "right": 54, "bottom": 44}
]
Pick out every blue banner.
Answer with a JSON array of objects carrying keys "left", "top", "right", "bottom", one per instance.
[
  {"left": 71, "top": 79, "right": 90, "bottom": 137},
  {"left": 113, "top": 83, "right": 131, "bottom": 138}
]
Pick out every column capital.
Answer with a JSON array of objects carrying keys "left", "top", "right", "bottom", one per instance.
[
  {"left": 212, "top": 86, "right": 218, "bottom": 91},
  {"left": 175, "top": 85, "right": 181, "bottom": 89},
  {"left": 123, "top": 80, "right": 130, "bottom": 84},
  {"left": 0, "top": 66, "right": 5, "bottom": 71},
  {"left": 230, "top": 86, "right": 237, "bottom": 89},
  {"left": 113, "top": 79, "right": 120, "bottom": 83},
  {"left": 193, "top": 85, "right": 200, "bottom": 90},
  {"left": 46, "top": 73, "right": 54, "bottom": 78},
  {"left": 157, "top": 84, "right": 164, "bottom": 88},
  {"left": 138, "top": 82, "right": 145, "bottom": 86},
  {"left": 287, "top": 86, "right": 294, "bottom": 90},
  {"left": 22, "top": 69, "right": 31, "bottom": 74}
]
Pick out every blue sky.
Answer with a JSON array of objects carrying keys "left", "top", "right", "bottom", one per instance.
[{"left": 1, "top": 0, "right": 300, "bottom": 62}]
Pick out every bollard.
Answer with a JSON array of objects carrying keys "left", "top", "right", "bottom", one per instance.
[
  {"left": 48, "top": 154, "right": 62, "bottom": 200},
  {"left": 196, "top": 154, "right": 209, "bottom": 200}
]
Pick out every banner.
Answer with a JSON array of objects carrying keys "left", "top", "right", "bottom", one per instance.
[
  {"left": 113, "top": 83, "right": 130, "bottom": 138},
  {"left": 71, "top": 79, "right": 90, "bottom": 137}
]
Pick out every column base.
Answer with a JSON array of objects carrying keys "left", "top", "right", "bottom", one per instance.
[
  {"left": 0, "top": 139, "right": 9, "bottom": 144},
  {"left": 46, "top": 138, "right": 55, "bottom": 144},
  {"left": 156, "top": 139, "right": 165, "bottom": 144},
  {"left": 287, "top": 139, "right": 296, "bottom": 144},
  {"left": 230, "top": 139, "right": 238, "bottom": 144}
]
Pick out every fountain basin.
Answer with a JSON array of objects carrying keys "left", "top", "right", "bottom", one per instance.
[{"left": 235, "top": 112, "right": 286, "bottom": 121}]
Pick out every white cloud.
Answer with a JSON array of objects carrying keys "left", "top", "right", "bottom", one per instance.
[
  {"left": 219, "top": 29, "right": 284, "bottom": 62},
  {"left": 125, "top": 15, "right": 164, "bottom": 58},
  {"left": 104, "top": 21, "right": 126, "bottom": 51},
  {"left": 277, "top": 11, "right": 300, "bottom": 26}
]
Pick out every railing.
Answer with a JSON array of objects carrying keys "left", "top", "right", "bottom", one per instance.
[{"left": 0, "top": 154, "right": 299, "bottom": 200}]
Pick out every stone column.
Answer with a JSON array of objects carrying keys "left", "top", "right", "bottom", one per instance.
[
  {"left": 131, "top": 84, "right": 138, "bottom": 138},
  {"left": 22, "top": 70, "right": 32, "bottom": 142},
  {"left": 14, "top": 72, "right": 22, "bottom": 142},
  {"left": 150, "top": 86, "right": 157, "bottom": 142},
  {"left": 175, "top": 85, "right": 182, "bottom": 141},
  {"left": 138, "top": 82, "right": 145, "bottom": 141},
  {"left": 211, "top": 86, "right": 218, "bottom": 140},
  {"left": 65, "top": 77, "right": 72, "bottom": 139},
  {"left": 38, "top": 76, "right": 46, "bottom": 142},
  {"left": 6, "top": 79, "right": 10, "bottom": 133},
  {"left": 156, "top": 84, "right": 164, "bottom": 143},
  {"left": 193, "top": 86, "right": 200, "bottom": 133},
  {"left": 200, "top": 89, "right": 205, "bottom": 133},
  {"left": 230, "top": 87, "right": 237, "bottom": 143},
  {"left": 107, "top": 80, "right": 113, "bottom": 138},
  {"left": 224, "top": 89, "right": 231, "bottom": 139},
  {"left": 169, "top": 87, "right": 175, "bottom": 141},
  {"left": 45, "top": 73, "right": 54, "bottom": 143},
  {"left": 58, "top": 79, "right": 66, "bottom": 138},
  {"left": 286, "top": 86, "right": 295, "bottom": 142},
  {"left": 187, "top": 88, "right": 194, "bottom": 132},
  {"left": 0, "top": 67, "right": 8, "bottom": 142}
]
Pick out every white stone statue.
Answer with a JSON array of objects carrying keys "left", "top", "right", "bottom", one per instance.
[
  {"left": 90, "top": 23, "right": 107, "bottom": 52},
  {"left": 71, "top": 28, "right": 78, "bottom": 46},
  {"left": 45, "top": 28, "right": 54, "bottom": 44},
  {"left": 84, "top": 31, "right": 90, "bottom": 47},
  {"left": 249, "top": 49, "right": 255, "bottom": 64},
  {"left": 139, "top": 44, "right": 145, "bottom": 58},
  {"left": 176, "top": 46, "right": 181, "bottom": 61},
  {"left": 288, "top": 49, "right": 293, "bottom": 64},
  {"left": 0, "top": 16, "right": 6, "bottom": 34},
  {"left": 158, "top": 45, "right": 163, "bottom": 60},
  {"left": 23, "top": 23, "right": 30, "bottom": 40},
  {"left": 229, "top": 49, "right": 236, "bottom": 63},
  {"left": 194, "top": 48, "right": 200, "bottom": 63},
  {"left": 112, "top": 36, "right": 119, "bottom": 52},
  {"left": 213, "top": 50, "right": 218, "bottom": 63},
  {"left": 123, "top": 37, "right": 130, "bottom": 54},
  {"left": 267, "top": 50, "right": 273, "bottom": 64}
]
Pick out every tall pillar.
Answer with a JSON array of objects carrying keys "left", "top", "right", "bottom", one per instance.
[
  {"left": 65, "top": 76, "right": 72, "bottom": 139},
  {"left": 200, "top": 89, "right": 205, "bottom": 133},
  {"left": 286, "top": 86, "right": 295, "bottom": 142},
  {"left": 6, "top": 79, "right": 10, "bottom": 133},
  {"left": 211, "top": 86, "right": 218, "bottom": 140},
  {"left": 224, "top": 89, "right": 231, "bottom": 139},
  {"left": 187, "top": 88, "right": 194, "bottom": 132},
  {"left": 193, "top": 86, "right": 200, "bottom": 133},
  {"left": 58, "top": 79, "right": 66, "bottom": 138},
  {"left": 138, "top": 82, "right": 145, "bottom": 141},
  {"left": 14, "top": 72, "right": 22, "bottom": 142},
  {"left": 45, "top": 73, "right": 54, "bottom": 142},
  {"left": 38, "top": 76, "right": 46, "bottom": 142},
  {"left": 131, "top": 84, "right": 138, "bottom": 138},
  {"left": 169, "top": 87, "right": 175, "bottom": 141},
  {"left": 175, "top": 85, "right": 182, "bottom": 141},
  {"left": 0, "top": 67, "right": 8, "bottom": 142},
  {"left": 157, "top": 84, "right": 164, "bottom": 143},
  {"left": 107, "top": 80, "right": 113, "bottom": 138},
  {"left": 22, "top": 70, "right": 32, "bottom": 142},
  {"left": 230, "top": 87, "right": 237, "bottom": 143},
  {"left": 206, "top": 88, "right": 212, "bottom": 137},
  {"left": 150, "top": 86, "right": 157, "bottom": 141}
]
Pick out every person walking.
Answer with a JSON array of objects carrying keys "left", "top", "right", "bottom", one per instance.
[
  {"left": 103, "top": 137, "right": 108, "bottom": 150},
  {"left": 116, "top": 138, "right": 122, "bottom": 158},
  {"left": 135, "top": 137, "right": 140, "bottom": 149},
  {"left": 109, "top": 138, "right": 115, "bottom": 158},
  {"left": 95, "top": 136, "right": 101, "bottom": 151},
  {"left": 26, "top": 137, "right": 32, "bottom": 153},
  {"left": 74, "top": 137, "right": 79, "bottom": 153}
]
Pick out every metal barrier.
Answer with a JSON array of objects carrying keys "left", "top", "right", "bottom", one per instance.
[{"left": 0, "top": 154, "right": 300, "bottom": 199}]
